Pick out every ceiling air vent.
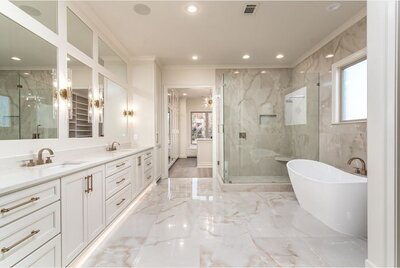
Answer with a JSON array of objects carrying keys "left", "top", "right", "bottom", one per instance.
[{"left": 243, "top": 4, "right": 257, "bottom": 15}]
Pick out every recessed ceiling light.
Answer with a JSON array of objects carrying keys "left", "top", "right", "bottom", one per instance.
[
  {"left": 19, "top": 5, "right": 42, "bottom": 17},
  {"left": 234, "top": 70, "right": 240, "bottom": 74},
  {"left": 242, "top": 54, "right": 250, "bottom": 60},
  {"left": 326, "top": 2, "right": 342, "bottom": 12},
  {"left": 261, "top": 70, "right": 267, "bottom": 74},
  {"left": 186, "top": 4, "right": 198, "bottom": 14},
  {"left": 276, "top": 54, "right": 284, "bottom": 59},
  {"left": 67, "top": 57, "right": 71, "bottom": 61},
  {"left": 183, "top": 93, "right": 187, "bottom": 96},
  {"left": 133, "top": 4, "right": 151, "bottom": 15},
  {"left": 23, "top": 72, "right": 30, "bottom": 75},
  {"left": 192, "top": 55, "right": 198, "bottom": 60},
  {"left": 325, "top": 54, "right": 334, "bottom": 58},
  {"left": 11, "top": 56, "right": 21, "bottom": 61}
]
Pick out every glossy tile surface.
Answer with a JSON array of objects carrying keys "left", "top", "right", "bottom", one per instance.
[{"left": 82, "top": 178, "right": 367, "bottom": 267}]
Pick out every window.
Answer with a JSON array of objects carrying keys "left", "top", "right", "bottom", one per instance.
[
  {"left": 332, "top": 49, "right": 367, "bottom": 123},
  {"left": 0, "top": 96, "right": 11, "bottom": 127},
  {"left": 191, "top": 112, "right": 212, "bottom": 144}
]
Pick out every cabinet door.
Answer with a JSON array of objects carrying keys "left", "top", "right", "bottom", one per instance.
[
  {"left": 136, "top": 155, "right": 144, "bottom": 191},
  {"left": 87, "top": 165, "right": 106, "bottom": 242},
  {"left": 61, "top": 171, "right": 87, "bottom": 266},
  {"left": 154, "top": 146, "right": 162, "bottom": 181}
]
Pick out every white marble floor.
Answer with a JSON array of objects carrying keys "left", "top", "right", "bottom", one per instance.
[{"left": 81, "top": 178, "right": 367, "bottom": 267}]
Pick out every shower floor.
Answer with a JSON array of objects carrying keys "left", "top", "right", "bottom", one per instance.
[{"left": 227, "top": 175, "right": 290, "bottom": 184}]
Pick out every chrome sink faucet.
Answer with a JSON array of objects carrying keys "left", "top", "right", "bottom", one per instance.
[
  {"left": 347, "top": 157, "right": 367, "bottom": 175},
  {"left": 107, "top": 141, "right": 120, "bottom": 151}
]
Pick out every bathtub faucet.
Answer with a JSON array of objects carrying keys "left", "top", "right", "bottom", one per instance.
[{"left": 347, "top": 157, "right": 367, "bottom": 176}]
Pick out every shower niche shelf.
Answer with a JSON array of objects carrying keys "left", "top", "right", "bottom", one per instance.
[{"left": 259, "top": 114, "right": 277, "bottom": 125}]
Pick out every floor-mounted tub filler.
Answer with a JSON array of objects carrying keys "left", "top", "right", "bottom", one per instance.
[{"left": 287, "top": 159, "right": 367, "bottom": 237}]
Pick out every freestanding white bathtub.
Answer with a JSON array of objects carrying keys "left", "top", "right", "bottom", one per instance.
[{"left": 287, "top": 159, "right": 367, "bottom": 237}]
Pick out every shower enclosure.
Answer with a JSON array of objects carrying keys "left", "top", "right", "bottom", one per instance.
[{"left": 216, "top": 69, "right": 319, "bottom": 185}]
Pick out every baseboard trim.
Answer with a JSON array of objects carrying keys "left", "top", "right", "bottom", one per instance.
[{"left": 197, "top": 163, "right": 212, "bottom": 168}]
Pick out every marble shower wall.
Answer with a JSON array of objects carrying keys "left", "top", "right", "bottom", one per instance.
[
  {"left": 0, "top": 70, "right": 57, "bottom": 140},
  {"left": 216, "top": 69, "right": 292, "bottom": 177},
  {"left": 292, "top": 17, "right": 367, "bottom": 172}
]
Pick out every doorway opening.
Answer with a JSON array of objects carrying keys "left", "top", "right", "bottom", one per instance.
[{"left": 167, "top": 87, "right": 213, "bottom": 178}]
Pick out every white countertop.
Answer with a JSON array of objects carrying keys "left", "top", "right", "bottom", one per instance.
[{"left": 0, "top": 146, "right": 153, "bottom": 196}]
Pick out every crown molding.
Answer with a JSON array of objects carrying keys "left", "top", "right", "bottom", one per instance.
[
  {"left": 162, "top": 64, "right": 291, "bottom": 71},
  {"left": 291, "top": 7, "right": 367, "bottom": 68}
]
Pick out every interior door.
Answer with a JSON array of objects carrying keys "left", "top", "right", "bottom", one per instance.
[
  {"left": 61, "top": 170, "right": 87, "bottom": 266},
  {"left": 86, "top": 166, "right": 105, "bottom": 242}
]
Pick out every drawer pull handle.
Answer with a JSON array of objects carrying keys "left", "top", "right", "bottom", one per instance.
[
  {"left": 1, "top": 197, "right": 40, "bottom": 213},
  {"left": 116, "top": 198, "right": 126, "bottom": 206},
  {"left": 1, "top": 229, "right": 40, "bottom": 253},
  {"left": 116, "top": 178, "right": 126, "bottom": 184},
  {"left": 116, "top": 163, "right": 126, "bottom": 168},
  {"left": 146, "top": 163, "right": 151, "bottom": 166},
  {"left": 146, "top": 175, "right": 152, "bottom": 180}
]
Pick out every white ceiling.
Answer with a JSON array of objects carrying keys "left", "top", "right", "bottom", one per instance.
[{"left": 85, "top": 1, "right": 366, "bottom": 66}]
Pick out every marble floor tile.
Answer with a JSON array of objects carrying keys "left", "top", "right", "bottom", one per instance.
[{"left": 81, "top": 178, "right": 367, "bottom": 267}]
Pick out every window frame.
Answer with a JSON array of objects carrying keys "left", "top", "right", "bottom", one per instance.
[
  {"left": 190, "top": 111, "right": 212, "bottom": 145},
  {"left": 332, "top": 48, "right": 367, "bottom": 124}
]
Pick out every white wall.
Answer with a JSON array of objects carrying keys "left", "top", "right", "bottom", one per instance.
[
  {"left": 162, "top": 67, "right": 215, "bottom": 87},
  {"left": 131, "top": 60, "right": 156, "bottom": 147}
]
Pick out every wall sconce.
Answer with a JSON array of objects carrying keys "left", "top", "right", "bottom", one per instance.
[
  {"left": 123, "top": 110, "right": 134, "bottom": 117},
  {"left": 88, "top": 89, "right": 104, "bottom": 123}
]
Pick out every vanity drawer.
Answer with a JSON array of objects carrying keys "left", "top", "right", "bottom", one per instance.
[
  {"left": 144, "top": 168, "right": 153, "bottom": 186},
  {"left": 106, "top": 185, "right": 131, "bottom": 225},
  {"left": 143, "top": 156, "right": 153, "bottom": 172},
  {"left": 105, "top": 157, "right": 132, "bottom": 177},
  {"left": 0, "top": 202, "right": 60, "bottom": 267},
  {"left": 14, "top": 235, "right": 61, "bottom": 267},
  {"left": 105, "top": 168, "right": 131, "bottom": 200},
  {"left": 143, "top": 150, "right": 152, "bottom": 160},
  {"left": 0, "top": 180, "right": 60, "bottom": 227}
]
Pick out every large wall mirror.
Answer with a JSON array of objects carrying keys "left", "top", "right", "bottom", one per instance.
[
  {"left": 0, "top": 13, "right": 58, "bottom": 140},
  {"left": 103, "top": 77, "right": 128, "bottom": 138},
  {"left": 11, "top": 1, "right": 58, "bottom": 33},
  {"left": 67, "top": 8, "right": 93, "bottom": 58},
  {"left": 98, "top": 38, "right": 127, "bottom": 82},
  {"left": 67, "top": 55, "right": 93, "bottom": 138}
]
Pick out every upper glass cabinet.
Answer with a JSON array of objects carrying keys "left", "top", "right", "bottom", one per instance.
[
  {"left": 0, "top": 13, "right": 58, "bottom": 140},
  {"left": 67, "top": 8, "right": 93, "bottom": 58},
  {"left": 98, "top": 38, "right": 127, "bottom": 82},
  {"left": 11, "top": 1, "right": 58, "bottom": 33}
]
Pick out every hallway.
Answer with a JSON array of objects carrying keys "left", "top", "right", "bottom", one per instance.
[
  {"left": 169, "top": 158, "right": 212, "bottom": 178},
  {"left": 81, "top": 178, "right": 367, "bottom": 267}
]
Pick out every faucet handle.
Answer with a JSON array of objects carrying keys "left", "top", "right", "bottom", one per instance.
[
  {"left": 45, "top": 156, "right": 53, "bottom": 164},
  {"left": 22, "top": 159, "right": 36, "bottom": 167},
  {"left": 354, "top": 167, "right": 361, "bottom": 174}
]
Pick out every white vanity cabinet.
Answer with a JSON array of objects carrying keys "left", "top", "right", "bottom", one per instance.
[{"left": 61, "top": 165, "right": 105, "bottom": 266}]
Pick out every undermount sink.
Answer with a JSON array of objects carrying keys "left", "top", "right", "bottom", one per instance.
[{"left": 38, "top": 161, "right": 88, "bottom": 170}]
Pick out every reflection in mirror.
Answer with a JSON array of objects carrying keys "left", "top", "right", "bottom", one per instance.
[
  {"left": 0, "top": 13, "right": 58, "bottom": 140},
  {"left": 104, "top": 78, "right": 127, "bottom": 138},
  {"left": 11, "top": 1, "right": 58, "bottom": 33},
  {"left": 98, "top": 38, "right": 127, "bottom": 82},
  {"left": 67, "top": 8, "right": 93, "bottom": 58},
  {"left": 67, "top": 55, "right": 93, "bottom": 138},
  {"left": 98, "top": 74, "right": 105, "bottom": 137}
]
